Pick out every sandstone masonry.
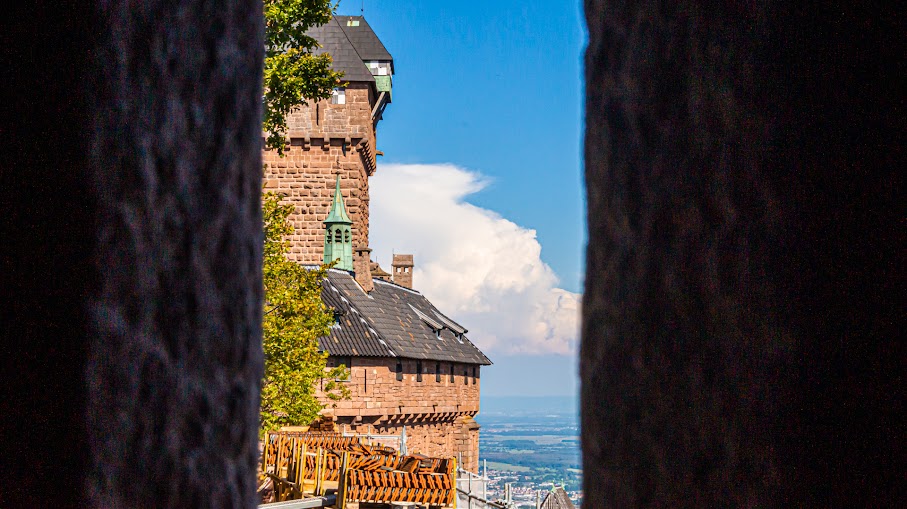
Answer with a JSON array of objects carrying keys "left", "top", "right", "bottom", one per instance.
[
  {"left": 315, "top": 357, "right": 482, "bottom": 471},
  {"left": 263, "top": 84, "right": 377, "bottom": 264}
]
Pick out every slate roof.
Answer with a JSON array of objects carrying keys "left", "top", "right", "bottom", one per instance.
[
  {"left": 319, "top": 269, "right": 492, "bottom": 365},
  {"left": 307, "top": 17, "right": 374, "bottom": 83},
  {"left": 335, "top": 16, "right": 394, "bottom": 69},
  {"left": 540, "top": 488, "right": 576, "bottom": 509}
]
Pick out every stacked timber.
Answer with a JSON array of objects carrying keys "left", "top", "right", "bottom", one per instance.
[
  {"left": 260, "top": 431, "right": 456, "bottom": 507},
  {"left": 346, "top": 454, "right": 456, "bottom": 506}
]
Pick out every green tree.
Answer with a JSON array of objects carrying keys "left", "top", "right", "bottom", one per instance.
[
  {"left": 261, "top": 193, "right": 348, "bottom": 433},
  {"left": 263, "top": 0, "right": 344, "bottom": 154}
]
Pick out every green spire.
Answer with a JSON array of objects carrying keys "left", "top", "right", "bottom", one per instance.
[
  {"left": 323, "top": 174, "right": 354, "bottom": 270},
  {"left": 324, "top": 173, "right": 352, "bottom": 224}
]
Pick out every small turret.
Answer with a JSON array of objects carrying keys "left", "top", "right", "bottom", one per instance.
[{"left": 323, "top": 174, "right": 353, "bottom": 270}]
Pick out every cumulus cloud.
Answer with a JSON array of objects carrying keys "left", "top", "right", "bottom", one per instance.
[{"left": 369, "top": 163, "right": 580, "bottom": 355}]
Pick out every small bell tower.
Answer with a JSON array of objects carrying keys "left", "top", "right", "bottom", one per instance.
[{"left": 323, "top": 173, "right": 354, "bottom": 270}]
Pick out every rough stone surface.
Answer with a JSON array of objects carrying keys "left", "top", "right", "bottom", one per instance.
[
  {"left": 85, "top": 1, "right": 265, "bottom": 506},
  {"left": 582, "top": 1, "right": 902, "bottom": 507},
  {"left": 1, "top": 1, "right": 264, "bottom": 506}
]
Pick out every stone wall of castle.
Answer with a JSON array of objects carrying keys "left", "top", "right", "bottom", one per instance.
[
  {"left": 262, "top": 84, "right": 377, "bottom": 265},
  {"left": 315, "top": 357, "right": 483, "bottom": 472}
]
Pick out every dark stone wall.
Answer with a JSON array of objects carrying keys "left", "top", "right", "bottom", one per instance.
[
  {"left": 1, "top": 1, "right": 264, "bottom": 506},
  {"left": 581, "top": 1, "right": 902, "bottom": 507}
]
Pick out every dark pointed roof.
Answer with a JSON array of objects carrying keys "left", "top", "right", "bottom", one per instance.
[
  {"left": 335, "top": 16, "right": 394, "bottom": 70},
  {"left": 319, "top": 269, "right": 492, "bottom": 365},
  {"left": 540, "top": 488, "right": 576, "bottom": 509},
  {"left": 306, "top": 17, "right": 374, "bottom": 83}
]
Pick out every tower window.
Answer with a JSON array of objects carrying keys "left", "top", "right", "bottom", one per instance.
[
  {"left": 435, "top": 362, "right": 441, "bottom": 382},
  {"left": 416, "top": 360, "right": 423, "bottom": 382},
  {"left": 450, "top": 363, "right": 455, "bottom": 383},
  {"left": 463, "top": 367, "right": 468, "bottom": 385},
  {"left": 395, "top": 361, "right": 403, "bottom": 381},
  {"left": 331, "top": 88, "right": 346, "bottom": 104},
  {"left": 472, "top": 366, "right": 477, "bottom": 384}
]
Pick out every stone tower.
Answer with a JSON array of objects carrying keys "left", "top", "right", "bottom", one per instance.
[
  {"left": 262, "top": 15, "right": 393, "bottom": 265},
  {"left": 323, "top": 174, "right": 354, "bottom": 270}
]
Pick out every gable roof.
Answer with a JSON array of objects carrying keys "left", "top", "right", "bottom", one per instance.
[
  {"left": 319, "top": 269, "right": 491, "bottom": 365},
  {"left": 306, "top": 17, "right": 374, "bottom": 83}
]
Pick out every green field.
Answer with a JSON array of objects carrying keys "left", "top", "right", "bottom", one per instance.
[{"left": 485, "top": 461, "right": 531, "bottom": 472}]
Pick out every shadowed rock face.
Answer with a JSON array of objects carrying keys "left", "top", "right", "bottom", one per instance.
[
  {"left": 581, "top": 1, "right": 902, "bottom": 507},
  {"left": 2, "top": 1, "right": 264, "bottom": 506}
]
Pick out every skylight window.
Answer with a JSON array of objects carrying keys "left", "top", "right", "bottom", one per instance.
[
  {"left": 409, "top": 304, "right": 444, "bottom": 331},
  {"left": 433, "top": 311, "right": 467, "bottom": 335}
]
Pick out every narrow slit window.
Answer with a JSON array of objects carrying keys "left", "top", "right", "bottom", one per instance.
[
  {"left": 472, "top": 366, "right": 477, "bottom": 384},
  {"left": 435, "top": 362, "right": 441, "bottom": 382},
  {"left": 416, "top": 360, "right": 423, "bottom": 382},
  {"left": 450, "top": 363, "right": 455, "bottom": 383},
  {"left": 463, "top": 367, "right": 468, "bottom": 385},
  {"left": 335, "top": 357, "right": 352, "bottom": 383},
  {"left": 396, "top": 360, "right": 403, "bottom": 381}
]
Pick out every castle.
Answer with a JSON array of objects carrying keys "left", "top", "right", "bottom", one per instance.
[{"left": 262, "top": 15, "right": 491, "bottom": 473}]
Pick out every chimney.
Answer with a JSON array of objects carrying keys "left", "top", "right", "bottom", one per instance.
[
  {"left": 391, "top": 254, "right": 414, "bottom": 289},
  {"left": 353, "top": 246, "right": 374, "bottom": 292}
]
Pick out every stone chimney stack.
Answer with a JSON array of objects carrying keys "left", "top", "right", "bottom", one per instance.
[
  {"left": 353, "top": 246, "right": 374, "bottom": 293},
  {"left": 391, "top": 254, "right": 414, "bottom": 289}
]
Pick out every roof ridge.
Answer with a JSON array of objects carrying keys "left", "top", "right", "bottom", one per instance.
[
  {"left": 373, "top": 277, "right": 421, "bottom": 295},
  {"left": 333, "top": 14, "right": 367, "bottom": 68}
]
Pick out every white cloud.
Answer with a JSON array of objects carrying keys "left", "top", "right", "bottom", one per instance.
[{"left": 369, "top": 163, "right": 580, "bottom": 355}]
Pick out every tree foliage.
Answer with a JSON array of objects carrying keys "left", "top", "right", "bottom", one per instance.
[
  {"left": 261, "top": 193, "right": 348, "bottom": 433},
  {"left": 264, "top": 0, "right": 344, "bottom": 154}
]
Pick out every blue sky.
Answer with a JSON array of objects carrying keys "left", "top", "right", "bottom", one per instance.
[{"left": 340, "top": 1, "right": 587, "bottom": 397}]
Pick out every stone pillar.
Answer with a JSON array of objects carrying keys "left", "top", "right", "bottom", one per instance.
[
  {"left": 453, "top": 416, "right": 480, "bottom": 473},
  {"left": 391, "top": 254, "right": 414, "bottom": 289},
  {"left": 1, "top": 1, "right": 264, "bottom": 506},
  {"left": 582, "top": 1, "right": 901, "bottom": 507},
  {"left": 354, "top": 246, "right": 375, "bottom": 292}
]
